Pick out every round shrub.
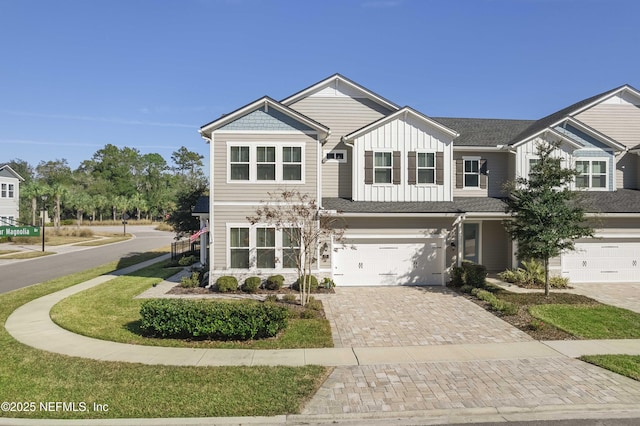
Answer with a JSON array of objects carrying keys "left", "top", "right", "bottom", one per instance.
[
  {"left": 264, "top": 274, "right": 285, "bottom": 290},
  {"left": 241, "top": 276, "right": 261, "bottom": 293},
  {"left": 291, "top": 275, "right": 318, "bottom": 292},
  {"left": 216, "top": 276, "right": 238, "bottom": 292}
]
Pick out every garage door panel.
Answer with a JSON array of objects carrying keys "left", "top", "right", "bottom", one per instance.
[
  {"left": 562, "top": 241, "right": 640, "bottom": 283},
  {"left": 334, "top": 239, "right": 444, "bottom": 286}
]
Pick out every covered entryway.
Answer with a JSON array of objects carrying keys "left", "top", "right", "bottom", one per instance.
[
  {"left": 333, "top": 237, "right": 445, "bottom": 286},
  {"left": 561, "top": 240, "right": 640, "bottom": 283}
]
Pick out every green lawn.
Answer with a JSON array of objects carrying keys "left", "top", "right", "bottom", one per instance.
[
  {"left": 0, "top": 253, "right": 329, "bottom": 419},
  {"left": 581, "top": 355, "right": 640, "bottom": 381},
  {"left": 529, "top": 304, "right": 640, "bottom": 339},
  {"left": 50, "top": 261, "right": 333, "bottom": 349}
]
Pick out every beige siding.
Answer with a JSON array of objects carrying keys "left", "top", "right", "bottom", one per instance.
[
  {"left": 453, "top": 151, "right": 509, "bottom": 198},
  {"left": 577, "top": 102, "right": 640, "bottom": 150},
  {"left": 615, "top": 152, "right": 638, "bottom": 189},
  {"left": 290, "top": 97, "right": 392, "bottom": 198},
  {"left": 212, "top": 205, "right": 255, "bottom": 270},
  {"left": 212, "top": 132, "right": 318, "bottom": 201},
  {"left": 481, "top": 220, "right": 510, "bottom": 272}
]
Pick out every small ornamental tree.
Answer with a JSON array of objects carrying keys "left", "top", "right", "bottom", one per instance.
[
  {"left": 247, "top": 190, "right": 345, "bottom": 306},
  {"left": 504, "top": 141, "right": 594, "bottom": 296}
]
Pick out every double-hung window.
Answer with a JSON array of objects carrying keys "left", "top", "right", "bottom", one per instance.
[
  {"left": 464, "top": 158, "right": 480, "bottom": 188},
  {"left": 256, "top": 227, "right": 276, "bottom": 268},
  {"left": 282, "top": 227, "right": 300, "bottom": 269},
  {"left": 417, "top": 152, "right": 436, "bottom": 184},
  {"left": 282, "top": 146, "right": 302, "bottom": 181},
  {"left": 575, "top": 159, "right": 607, "bottom": 189},
  {"left": 256, "top": 147, "right": 276, "bottom": 181},
  {"left": 229, "top": 227, "right": 250, "bottom": 268},
  {"left": 374, "top": 152, "right": 392, "bottom": 184},
  {"left": 230, "top": 147, "right": 250, "bottom": 181},
  {"left": 1, "top": 184, "right": 7, "bottom": 198}
]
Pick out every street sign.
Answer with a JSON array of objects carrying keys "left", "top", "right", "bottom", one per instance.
[{"left": 0, "top": 226, "right": 41, "bottom": 237}]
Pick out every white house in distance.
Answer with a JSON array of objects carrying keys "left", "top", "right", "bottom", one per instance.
[
  {"left": 195, "top": 74, "right": 640, "bottom": 286},
  {"left": 0, "top": 165, "right": 24, "bottom": 227}
]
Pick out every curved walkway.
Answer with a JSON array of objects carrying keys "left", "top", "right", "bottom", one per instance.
[{"left": 5, "top": 257, "right": 640, "bottom": 423}]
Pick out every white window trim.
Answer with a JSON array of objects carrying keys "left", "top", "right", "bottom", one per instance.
[
  {"left": 462, "top": 156, "right": 481, "bottom": 190},
  {"left": 573, "top": 157, "right": 609, "bottom": 191},
  {"left": 373, "top": 150, "right": 394, "bottom": 186},
  {"left": 226, "top": 223, "right": 302, "bottom": 271},
  {"left": 226, "top": 142, "right": 306, "bottom": 184},
  {"left": 416, "top": 150, "right": 437, "bottom": 186},
  {"left": 323, "top": 149, "right": 347, "bottom": 163}
]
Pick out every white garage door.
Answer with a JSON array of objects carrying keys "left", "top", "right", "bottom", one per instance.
[
  {"left": 562, "top": 241, "right": 640, "bottom": 283},
  {"left": 333, "top": 238, "right": 445, "bottom": 286}
]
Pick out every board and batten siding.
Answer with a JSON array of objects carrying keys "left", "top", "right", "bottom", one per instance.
[
  {"left": 352, "top": 115, "right": 454, "bottom": 202},
  {"left": 289, "top": 96, "right": 393, "bottom": 199},
  {"left": 212, "top": 132, "right": 319, "bottom": 202},
  {"left": 453, "top": 152, "right": 509, "bottom": 198},
  {"left": 513, "top": 137, "right": 574, "bottom": 180}
]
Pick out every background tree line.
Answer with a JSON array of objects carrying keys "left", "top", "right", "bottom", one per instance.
[{"left": 5, "top": 144, "right": 207, "bottom": 235}]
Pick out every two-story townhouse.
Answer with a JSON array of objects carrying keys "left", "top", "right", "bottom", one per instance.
[
  {"left": 197, "top": 74, "right": 640, "bottom": 286},
  {"left": 0, "top": 165, "right": 24, "bottom": 227}
]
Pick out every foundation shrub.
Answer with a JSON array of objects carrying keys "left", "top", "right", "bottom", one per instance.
[
  {"left": 264, "top": 274, "right": 285, "bottom": 290},
  {"left": 241, "top": 276, "right": 261, "bottom": 293},
  {"left": 139, "top": 299, "right": 288, "bottom": 340},
  {"left": 215, "top": 276, "right": 238, "bottom": 293},
  {"left": 178, "top": 255, "right": 197, "bottom": 266},
  {"left": 451, "top": 261, "right": 487, "bottom": 288},
  {"left": 180, "top": 272, "right": 200, "bottom": 288},
  {"left": 291, "top": 275, "right": 318, "bottom": 292}
]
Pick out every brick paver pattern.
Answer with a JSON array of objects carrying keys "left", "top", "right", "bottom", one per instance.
[
  {"left": 319, "top": 286, "right": 532, "bottom": 347},
  {"left": 303, "top": 357, "right": 640, "bottom": 414}
]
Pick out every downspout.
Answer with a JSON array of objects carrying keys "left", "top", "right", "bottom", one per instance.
[{"left": 201, "top": 132, "right": 214, "bottom": 275}]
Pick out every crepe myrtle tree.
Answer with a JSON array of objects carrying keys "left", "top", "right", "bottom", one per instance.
[
  {"left": 247, "top": 190, "right": 345, "bottom": 306},
  {"left": 503, "top": 141, "right": 594, "bottom": 296}
]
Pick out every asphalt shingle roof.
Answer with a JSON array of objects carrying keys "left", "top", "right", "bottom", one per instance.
[
  {"left": 433, "top": 117, "right": 534, "bottom": 147},
  {"left": 578, "top": 189, "right": 640, "bottom": 214}
]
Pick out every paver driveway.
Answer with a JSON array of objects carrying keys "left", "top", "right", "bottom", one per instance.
[
  {"left": 567, "top": 282, "right": 640, "bottom": 314},
  {"left": 319, "top": 286, "right": 531, "bottom": 347}
]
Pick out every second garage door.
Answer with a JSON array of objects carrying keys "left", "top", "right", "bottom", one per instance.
[
  {"left": 561, "top": 241, "right": 640, "bottom": 283},
  {"left": 333, "top": 238, "right": 445, "bottom": 286}
]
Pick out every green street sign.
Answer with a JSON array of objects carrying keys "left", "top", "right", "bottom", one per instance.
[{"left": 0, "top": 226, "right": 41, "bottom": 237}]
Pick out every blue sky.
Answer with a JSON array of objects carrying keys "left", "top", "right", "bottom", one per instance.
[{"left": 2, "top": 0, "right": 639, "bottom": 175}]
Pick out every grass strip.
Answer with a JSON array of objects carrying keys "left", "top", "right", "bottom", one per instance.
[
  {"left": 51, "top": 262, "right": 333, "bottom": 349},
  {"left": 529, "top": 304, "right": 640, "bottom": 339},
  {"left": 0, "top": 252, "right": 328, "bottom": 419},
  {"left": 581, "top": 355, "right": 640, "bottom": 381}
]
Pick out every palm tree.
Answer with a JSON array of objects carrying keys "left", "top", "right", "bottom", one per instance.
[
  {"left": 48, "top": 182, "right": 68, "bottom": 229},
  {"left": 21, "top": 181, "right": 49, "bottom": 226}
]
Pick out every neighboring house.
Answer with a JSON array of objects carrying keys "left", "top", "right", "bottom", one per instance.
[
  {"left": 0, "top": 165, "right": 24, "bottom": 227},
  {"left": 197, "top": 74, "right": 640, "bottom": 285}
]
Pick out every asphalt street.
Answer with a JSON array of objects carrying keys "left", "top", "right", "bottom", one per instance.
[{"left": 0, "top": 225, "right": 175, "bottom": 294}]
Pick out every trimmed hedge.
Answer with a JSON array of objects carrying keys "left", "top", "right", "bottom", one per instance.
[
  {"left": 291, "top": 275, "right": 318, "bottom": 292},
  {"left": 241, "top": 276, "right": 261, "bottom": 293},
  {"left": 140, "top": 299, "right": 288, "bottom": 340},
  {"left": 450, "top": 261, "right": 487, "bottom": 288},
  {"left": 265, "top": 274, "right": 285, "bottom": 290},
  {"left": 216, "top": 276, "right": 238, "bottom": 292}
]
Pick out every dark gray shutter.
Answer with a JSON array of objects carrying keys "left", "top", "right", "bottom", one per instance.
[
  {"left": 480, "top": 159, "right": 488, "bottom": 189},
  {"left": 436, "top": 152, "right": 444, "bottom": 185},
  {"left": 455, "top": 159, "right": 463, "bottom": 188},
  {"left": 364, "top": 151, "right": 373, "bottom": 184},
  {"left": 393, "top": 151, "right": 401, "bottom": 185},
  {"left": 407, "top": 151, "right": 416, "bottom": 185}
]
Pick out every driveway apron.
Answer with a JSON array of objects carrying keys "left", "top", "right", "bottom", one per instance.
[{"left": 304, "top": 285, "right": 640, "bottom": 418}]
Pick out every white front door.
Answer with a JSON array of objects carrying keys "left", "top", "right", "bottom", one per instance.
[
  {"left": 333, "top": 238, "right": 445, "bottom": 286},
  {"left": 562, "top": 241, "right": 640, "bottom": 283}
]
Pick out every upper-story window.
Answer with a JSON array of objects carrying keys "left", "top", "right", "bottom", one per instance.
[
  {"left": 228, "top": 143, "right": 304, "bottom": 183},
  {"left": 324, "top": 150, "right": 347, "bottom": 163},
  {"left": 575, "top": 159, "right": 607, "bottom": 189},
  {"left": 1, "top": 183, "right": 15, "bottom": 198},
  {"left": 464, "top": 158, "right": 480, "bottom": 188},
  {"left": 374, "top": 152, "right": 392, "bottom": 184},
  {"left": 282, "top": 147, "right": 302, "bottom": 181},
  {"left": 230, "top": 147, "right": 250, "bottom": 181},
  {"left": 417, "top": 152, "right": 436, "bottom": 184}
]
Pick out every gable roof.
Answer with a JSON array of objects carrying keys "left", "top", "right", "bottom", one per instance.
[
  {"left": 281, "top": 73, "right": 400, "bottom": 112},
  {"left": 0, "top": 165, "right": 25, "bottom": 181},
  {"left": 432, "top": 117, "right": 534, "bottom": 147},
  {"left": 508, "top": 84, "right": 639, "bottom": 147},
  {"left": 199, "top": 96, "right": 330, "bottom": 137},
  {"left": 343, "top": 107, "right": 459, "bottom": 142}
]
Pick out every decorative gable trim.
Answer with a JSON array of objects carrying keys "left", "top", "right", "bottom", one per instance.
[
  {"left": 559, "top": 118, "right": 627, "bottom": 152},
  {"left": 0, "top": 165, "right": 25, "bottom": 181},
  {"left": 281, "top": 73, "right": 400, "bottom": 112},
  {"left": 199, "top": 96, "right": 329, "bottom": 138}
]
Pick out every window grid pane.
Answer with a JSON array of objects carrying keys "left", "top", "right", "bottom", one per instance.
[{"left": 464, "top": 160, "right": 480, "bottom": 187}]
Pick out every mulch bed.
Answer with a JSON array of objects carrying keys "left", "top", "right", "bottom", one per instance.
[
  {"left": 450, "top": 284, "right": 600, "bottom": 341},
  {"left": 168, "top": 286, "right": 335, "bottom": 296}
]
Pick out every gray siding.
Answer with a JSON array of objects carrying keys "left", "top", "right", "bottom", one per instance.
[
  {"left": 220, "top": 106, "right": 315, "bottom": 132},
  {"left": 289, "top": 97, "right": 393, "bottom": 198},
  {"left": 482, "top": 220, "right": 510, "bottom": 272},
  {"left": 212, "top": 132, "right": 318, "bottom": 201},
  {"left": 453, "top": 152, "right": 509, "bottom": 198}
]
